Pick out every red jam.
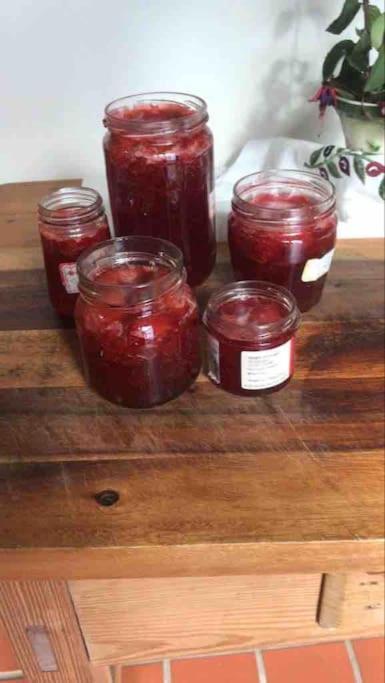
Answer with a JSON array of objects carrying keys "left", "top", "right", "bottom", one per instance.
[
  {"left": 203, "top": 281, "right": 300, "bottom": 396},
  {"left": 75, "top": 237, "right": 201, "bottom": 408},
  {"left": 103, "top": 92, "right": 216, "bottom": 287},
  {"left": 228, "top": 171, "right": 338, "bottom": 312},
  {"left": 38, "top": 188, "right": 110, "bottom": 317}
]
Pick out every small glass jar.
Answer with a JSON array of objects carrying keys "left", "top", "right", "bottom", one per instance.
[
  {"left": 203, "top": 281, "right": 300, "bottom": 396},
  {"left": 75, "top": 236, "right": 201, "bottom": 408},
  {"left": 103, "top": 91, "right": 216, "bottom": 287},
  {"left": 228, "top": 170, "right": 338, "bottom": 312},
  {"left": 38, "top": 187, "right": 111, "bottom": 317}
]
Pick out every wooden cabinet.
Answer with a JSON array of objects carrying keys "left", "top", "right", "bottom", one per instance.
[{"left": 0, "top": 182, "right": 384, "bottom": 681}]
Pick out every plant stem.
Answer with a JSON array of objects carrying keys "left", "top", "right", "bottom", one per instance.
[
  {"left": 362, "top": 0, "right": 371, "bottom": 99},
  {"left": 362, "top": 0, "right": 370, "bottom": 34}
]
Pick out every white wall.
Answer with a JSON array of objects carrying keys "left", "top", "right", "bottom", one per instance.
[{"left": 0, "top": 0, "right": 375, "bottom": 195}]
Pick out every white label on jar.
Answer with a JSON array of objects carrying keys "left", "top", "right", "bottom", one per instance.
[
  {"left": 209, "top": 190, "right": 216, "bottom": 223},
  {"left": 241, "top": 339, "right": 293, "bottom": 390},
  {"left": 59, "top": 263, "right": 79, "bottom": 294},
  {"left": 207, "top": 333, "right": 220, "bottom": 384},
  {"left": 301, "top": 248, "right": 335, "bottom": 283}
]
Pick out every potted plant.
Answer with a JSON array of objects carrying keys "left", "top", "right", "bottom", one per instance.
[{"left": 308, "top": 0, "right": 385, "bottom": 199}]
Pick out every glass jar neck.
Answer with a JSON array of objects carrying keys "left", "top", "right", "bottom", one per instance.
[
  {"left": 232, "top": 170, "right": 336, "bottom": 227},
  {"left": 204, "top": 281, "right": 300, "bottom": 343},
  {"left": 77, "top": 236, "right": 185, "bottom": 309},
  {"left": 38, "top": 187, "right": 104, "bottom": 228},
  {"left": 104, "top": 91, "right": 208, "bottom": 136}
]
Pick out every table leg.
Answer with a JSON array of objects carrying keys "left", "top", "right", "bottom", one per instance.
[{"left": 0, "top": 580, "right": 93, "bottom": 682}]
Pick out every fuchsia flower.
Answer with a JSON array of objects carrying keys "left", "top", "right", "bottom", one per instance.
[
  {"left": 379, "top": 102, "right": 385, "bottom": 117},
  {"left": 366, "top": 162, "right": 385, "bottom": 178},
  {"left": 309, "top": 85, "right": 337, "bottom": 118}
]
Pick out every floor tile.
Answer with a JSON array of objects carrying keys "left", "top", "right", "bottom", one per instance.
[
  {"left": 172, "top": 653, "right": 259, "bottom": 683},
  {"left": 122, "top": 662, "right": 163, "bottom": 683},
  {"left": 353, "top": 637, "right": 385, "bottom": 683},
  {"left": 0, "top": 621, "right": 19, "bottom": 672},
  {"left": 263, "top": 642, "right": 355, "bottom": 683}
]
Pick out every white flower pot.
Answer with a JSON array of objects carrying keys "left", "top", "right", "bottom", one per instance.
[{"left": 336, "top": 96, "right": 385, "bottom": 154}]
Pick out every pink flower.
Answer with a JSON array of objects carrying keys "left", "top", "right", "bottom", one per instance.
[{"left": 309, "top": 86, "right": 337, "bottom": 118}]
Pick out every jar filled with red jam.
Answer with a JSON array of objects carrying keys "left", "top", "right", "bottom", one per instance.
[
  {"left": 38, "top": 187, "right": 111, "bottom": 317},
  {"left": 103, "top": 91, "right": 216, "bottom": 287},
  {"left": 75, "top": 236, "right": 201, "bottom": 408},
  {"left": 203, "top": 281, "right": 300, "bottom": 396},
  {"left": 228, "top": 171, "right": 338, "bottom": 312}
]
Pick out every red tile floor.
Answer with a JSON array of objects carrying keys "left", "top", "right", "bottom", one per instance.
[{"left": 1, "top": 628, "right": 384, "bottom": 683}]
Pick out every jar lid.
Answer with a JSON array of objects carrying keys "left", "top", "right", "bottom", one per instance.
[{"left": 203, "top": 281, "right": 300, "bottom": 343}]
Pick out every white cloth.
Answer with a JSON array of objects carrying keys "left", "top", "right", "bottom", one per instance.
[{"left": 215, "top": 137, "right": 385, "bottom": 241}]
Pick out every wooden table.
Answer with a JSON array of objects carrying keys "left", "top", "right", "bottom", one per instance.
[{"left": 0, "top": 180, "right": 384, "bottom": 683}]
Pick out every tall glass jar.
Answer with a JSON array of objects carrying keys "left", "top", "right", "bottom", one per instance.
[
  {"left": 228, "top": 170, "right": 338, "bottom": 312},
  {"left": 75, "top": 236, "right": 201, "bottom": 408},
  {"left": 38, "top": 187, "right": 110, "bottom": 317},
  {"left": 103, "top": 91, "right": 216, "bottom": 287}
]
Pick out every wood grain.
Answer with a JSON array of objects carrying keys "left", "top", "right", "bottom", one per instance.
[
  {"left": 0, "top": 580, "right": 92, "bottom": 682},
  {"left": 0, "top": 541, "right": 383, "bottom": 581},
  {"left": 0, "top": 180, "right": 383, "bottom": 583},
  {"left": 0, "top": 449, "right": 383, "bottom": 549},
  {"left": 70, "top": 573, "right": 384, "bottom": 665}
]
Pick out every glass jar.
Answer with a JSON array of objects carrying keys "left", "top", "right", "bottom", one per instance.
[
  {"left": 38, "top": 187, "right": 111, "bottom": 317},
  {"left": 203, "top": 281, "right": 300, "bottom": 396},
  {"left": 228, "top": 170, "right": 338, "bottom": 312},
  {"left": 75, "top": 236, "right": 201, "bottom": 408},
  {"left": 103, "top": 91, "right": 216, "bottom": 287}
]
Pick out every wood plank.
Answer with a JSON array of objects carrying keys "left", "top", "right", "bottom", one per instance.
[
  {"left": 0, "top": 377, "right": 383, "bottom": 462},
  {"left": 0, "top": 541, "right": 383, "bottom": 581},
  {"left": 91, "top": 666, "right": 113, "bottom": 683},
  {"left": 0, "top": 580, "right": 92, "bottom": 682},
  {"left": 0, "top": 319, "right": 383, "bottom": 391},
  {"left": 0, "top": 448, "right": 383, "bottom": 552},
  {"left": 0, "top": 261, "right": 383, "bottom": 330},
  {"left": 0, "top": 182, "right": 82, "bottom": 250},
  {"left": 0, "top": 238, "right": 383, "bottom": 274},
  {"left": 69, "top": 573, "right": 383, "bottom": 665}
]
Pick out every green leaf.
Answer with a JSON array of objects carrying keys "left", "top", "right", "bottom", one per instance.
[
  {"left": 379, "top": 177, "right": 385, "bottom": 200},
  {"left": 371, "top": 13, "right": 385, "bottom": 50},
  {"left": 367, "top": 5, "right": 381, "bottom": 30},
  {"left": 327, "top": 160, "right": 341, "bottom": 178},
  {"left": 365, "top": 45, "right": 385, "bottom": 91},
  {"left": 309, "top": 148, "right": 324, "bottom": 165},
  {"left": 323, "top": 40, "right": 355, "bottom": 80},
  {"left": 354, "top": 155, "right": 366, "bottom": 184},
  {"left": 347, "top": 32, "right": 370, "bottom": 71},
  {"left": 327, "top": 0, "right": 360, "bottom": 35}
]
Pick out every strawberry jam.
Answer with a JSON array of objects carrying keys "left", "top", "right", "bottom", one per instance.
[
  {"left": 203, "top": 281, "right": 300, "bottom": 396},
  {"left": 75, "top": 237, "right": 201, "bottom": 408},
  {"left": 103, "top": 92, "right": 216, "bottom": 287},
  {"left": 228, "top": 171, "right": 337, "bottom": 312},
  {"left": 38, "top": 187, "right": 110, "bottom": 317}
]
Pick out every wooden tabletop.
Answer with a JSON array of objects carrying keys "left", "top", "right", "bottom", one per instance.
[{"left": 0, "top": 180, "right": 384, "bottom": 580}]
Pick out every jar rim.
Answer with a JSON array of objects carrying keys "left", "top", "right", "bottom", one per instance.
[
  {"left": 232, "top": 169, "right": 336, "bottom": 225},
  {"left": 203, "top": 280, "right": 300, "bottom": 342},
  {"left": 77, "top": 236, "right": 185, "bottom": 308},
  {"left": 104, "top": 91, "right": 208, "bottom": 135},
  {"left": 38, "top": 186, "right": 104, "bottom": 227}
]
